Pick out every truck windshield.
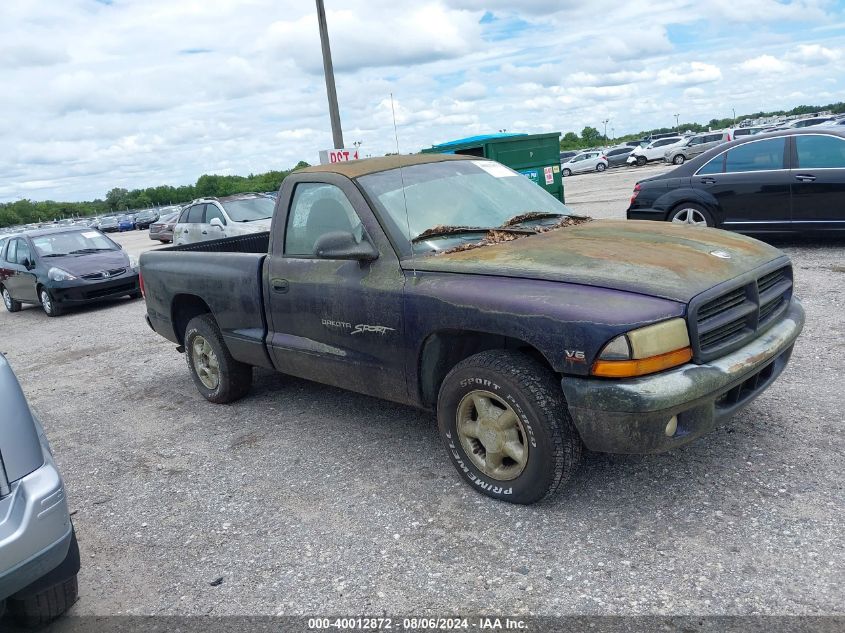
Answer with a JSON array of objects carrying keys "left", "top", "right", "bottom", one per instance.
[
  {"left": 358, "top": 160, "right": 573, "bottom": 249},
  {"left": 221, "top": 197, "right": 275, "bottom": 222}
]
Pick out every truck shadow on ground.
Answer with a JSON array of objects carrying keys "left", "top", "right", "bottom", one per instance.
[{"left": 245, "top": 366, "right": 765, "bottom": 514}]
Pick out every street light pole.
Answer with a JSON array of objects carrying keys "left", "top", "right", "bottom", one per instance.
[
  {"left": 316, "top": 0, "right": 344, "bottom": 148},
  {"left": 674, "top": 113, "right": 680, "bottom": 130},
  {"left": 602, "top": 119, "right": 609, "bottom": 143}
]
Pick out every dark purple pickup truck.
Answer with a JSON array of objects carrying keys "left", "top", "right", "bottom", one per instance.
[{"left": 140, "top": 154, "right": 804, "bottom": 504}]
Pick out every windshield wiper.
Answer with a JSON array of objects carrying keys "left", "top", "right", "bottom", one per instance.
[
  {"left": 412, "top": 225, "right": 534, "bottom": 243},
  {"left": 69, "top": 248, "right": 113, "bottom": 254},
  {"left": 42, "top": 253, "right": 71, "bottom": 257},
  {"left": 501, "top": 212, "right": 565, "bottom": 227}
]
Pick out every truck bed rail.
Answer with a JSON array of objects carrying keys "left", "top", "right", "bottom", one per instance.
[{"left": 163, "top": 232, "right": 269, "bottom": 254}]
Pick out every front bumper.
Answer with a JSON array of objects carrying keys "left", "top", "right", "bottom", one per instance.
[
  {"left": 0, "top": 432, "right": 73, "bottom": 600},
  {"left": 561, "top": 298, "right": 805, "bottom": 454},
  {"left": 50, "top": 273, "right": 139, "bottom": 304}
]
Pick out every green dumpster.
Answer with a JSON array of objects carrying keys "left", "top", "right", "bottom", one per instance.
[{"left": 422, "top": 132, "right": 565, "bottom": 202}]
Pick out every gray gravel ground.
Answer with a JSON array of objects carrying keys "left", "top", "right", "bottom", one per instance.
[{"left": 0, "top": 167, "right": 842, "bottom": 621}]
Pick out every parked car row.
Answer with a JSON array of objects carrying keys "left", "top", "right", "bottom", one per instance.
[
  {"left": 627, "top": 129, "right": 845, "bottom": 233},
  {"left": 561, "top": 115, "right": 845, "bottom": 177}
]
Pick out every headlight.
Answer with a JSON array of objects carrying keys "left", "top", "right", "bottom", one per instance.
[
  {"left": 48, "top": 267, "right": 77, "bottom": 282},
  {"left": 592, "top": 318, "right": 692, "bottom": 378},
  {"left": 129, "top": 255, "right": 139, "bottom": 270}
]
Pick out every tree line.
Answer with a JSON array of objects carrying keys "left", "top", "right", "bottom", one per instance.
[
  {"left": 0, "top": 161, "right": 310, "bottom": 228},
  {"left": 559, "top": 101, "right": 845, "bottom": 151}
]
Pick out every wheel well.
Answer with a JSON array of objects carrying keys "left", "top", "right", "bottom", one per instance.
[
  {"left": 418, "top": 330, "right": 554, "bottom": 409},
  {"left": 171, "top": 294, "right": 212, "bottom": 345}
]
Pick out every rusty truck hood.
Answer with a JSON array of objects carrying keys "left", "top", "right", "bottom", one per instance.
[{"left": 406, "top": 220, "right": 787, "bottom": 302}]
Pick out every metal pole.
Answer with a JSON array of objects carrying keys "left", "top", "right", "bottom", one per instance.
[{"left": 316, "top": 0, "right": 344, "bottom": 148}]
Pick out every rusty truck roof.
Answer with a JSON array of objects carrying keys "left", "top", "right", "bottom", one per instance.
[{"left": 299, "top": 153, "right": 473, "bottom": 179}]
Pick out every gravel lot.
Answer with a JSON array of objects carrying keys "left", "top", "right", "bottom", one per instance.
[{"left": 1, "top": 166, "right": 842, "bottom": 622}]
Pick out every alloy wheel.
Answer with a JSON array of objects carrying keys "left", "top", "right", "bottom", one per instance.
[
  {"left": 455, "top": 390, "right": 529, "bottom": 481},
  {"left": 672, "top": 208, "right": 709, "bottom": 225},
  {"left": 2, "top": 289, "right": 10, "bottom": 310},
  {"left": 40, "top": 290, "right": 52, "bottom": 314},
  {"left": 192, "top": 335, "right": 221, "bottom": 390}
]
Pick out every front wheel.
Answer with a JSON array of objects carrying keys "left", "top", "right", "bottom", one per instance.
[
  {"left": 437, "top": 351, "right": 582, "bottom": 505},
  {"left": 184, "top": 314, "right": 253, "bottom": 403},
  {"left": 40, "top": 288, "right": 63, "bottom": 317},
  {"left": 562, "top": 168, "right": 572, "bottom": 177},
  {"left": 669, "top": 203, "right": 714, "bottom": 227},
  {"left": 2, "top": 286, "right": 21, "bottom": 313},
  {"left": 636, "top": 156, "right": 647, "bottom": 166},
  {"left": 672, "top": 154, "right": 685, "bottom": 165},
  {"left": 596, "top": 163, "right": 606, "bottom": 172}
]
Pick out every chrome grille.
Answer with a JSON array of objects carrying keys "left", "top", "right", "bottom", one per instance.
[
  {"left": 689, "top": 263, "right": 793, "bottom": 362},
  {"left": 81, "top": 267, "right": 126, "bottom": 280}
]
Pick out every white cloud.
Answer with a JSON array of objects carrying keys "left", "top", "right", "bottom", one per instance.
[
  {"left": 785, "top": 43, "right": 842, "bottom": 64},
  {"left": 657, "top": 62, "right": 722, "bottom": 86},
  {"left": 739, "top": 54, "right": 789, "bottom": 74}
]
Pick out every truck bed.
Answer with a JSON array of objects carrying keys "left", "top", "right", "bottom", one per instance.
[{"left": 140, "top": 232, "right": 272, "bottom": 369}]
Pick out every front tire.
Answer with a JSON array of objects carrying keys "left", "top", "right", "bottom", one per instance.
[
  {"left": 562, "top": 168, "right": 572, "bottom": 177},
  {"left": 8, "top": 575, "right": 78, "bottom": 628},
  {"left": 672, "top": 154, "right": 685, "bottom": 165},
  {"left": 636, "top": 156, "right": 647, "bottom": 166},
  {"left": 40, "top": 288, "right": 63, "bottom": 317},
  {"left": 184, "top": 314, "right": 253, "bottom": 403},
  {"left": 2, "top": 286, "right": 21, "bottom": 312},
  {"left": 437, "top": 351, "right": 582, "bottom": 505}
]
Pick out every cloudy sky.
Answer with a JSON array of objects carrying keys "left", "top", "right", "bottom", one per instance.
[{"left": 1, "top": 0, "right": 844, "bottom": 202}]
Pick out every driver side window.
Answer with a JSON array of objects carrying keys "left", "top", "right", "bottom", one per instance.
[
  {"left": 285, "top": 183, "right": 363, "bottom": 257},
  {"left": 16, "top": 240, "right": 32, "bottom": 266}
]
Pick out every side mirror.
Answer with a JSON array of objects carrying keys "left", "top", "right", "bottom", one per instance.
[
  {"left": 313, "top": 231, "right": 378, "bottom": 262},
  {"left": 23, "top": 258, "right": 35, "bottom": 270},
  {"left": 209, "top": 218, "right": 225, "bottom": 230}
]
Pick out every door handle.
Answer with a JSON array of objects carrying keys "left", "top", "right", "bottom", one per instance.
[
  {"left": 201, "top": 231, "right": 208, "bottom": 235},
  {"left": 271, "top": 278, "right": 289, "bottom": 293},
  {"left": 700, "top": 177, "right": 716, "bottom": 185},
  {"left": 794, "top": 174, "right": 816, "bottom": 182}
]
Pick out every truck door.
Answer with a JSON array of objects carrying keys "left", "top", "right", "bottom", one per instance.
[{"left": 264, "top": 176, "right": 407, "bottom": 403}]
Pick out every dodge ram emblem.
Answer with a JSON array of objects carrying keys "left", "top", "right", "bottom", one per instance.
[{"left": 710, "top": 250, "right": 731, "bottom": 259}]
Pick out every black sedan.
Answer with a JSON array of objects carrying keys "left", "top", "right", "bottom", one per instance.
[
  {"left": 0, "top": 227, "right": 140, "bottom": 317},
  {"left": 627, "top": 129, "right": 845, "bottom": 233}
]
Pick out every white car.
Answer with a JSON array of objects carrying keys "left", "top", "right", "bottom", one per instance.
[
  {"left": 561, "top": 151, "right": 608, "bottom": 176},
  {"left": 173, "top": 194, "right": 275, "bottom": 246},
  {"left": 627, "top": 137, "right": 684, "bottom": 166}
]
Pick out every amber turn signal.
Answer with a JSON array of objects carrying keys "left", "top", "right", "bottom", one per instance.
[{"left": 591, "top": 347, "right": 693, "bottom": 378}]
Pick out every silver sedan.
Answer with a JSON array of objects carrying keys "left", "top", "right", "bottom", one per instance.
[{"left": 561, "top": 151, "right": 608, "bottom": 176}]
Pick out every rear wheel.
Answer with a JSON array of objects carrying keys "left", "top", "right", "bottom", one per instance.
[
  {"left": 596, "top": 163, "right": 606, "bottom": 172},
  {"left": 39, "top": 287, "right": 63, "bottom": 317},
  {"left": 669, "top": 203, "right": 713, "bottom": 227},
  {"left": 184, "top": 314, "right": 252, "bottom": 403},
  {"left": 2, "top": 286, "right": 21, "bottom": 312},
  {"left": 8, "top": 575, "right": 78, "bottom": 628},
  {"left": 437, "top": 350, "right": 582, "bottom": 505}
]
